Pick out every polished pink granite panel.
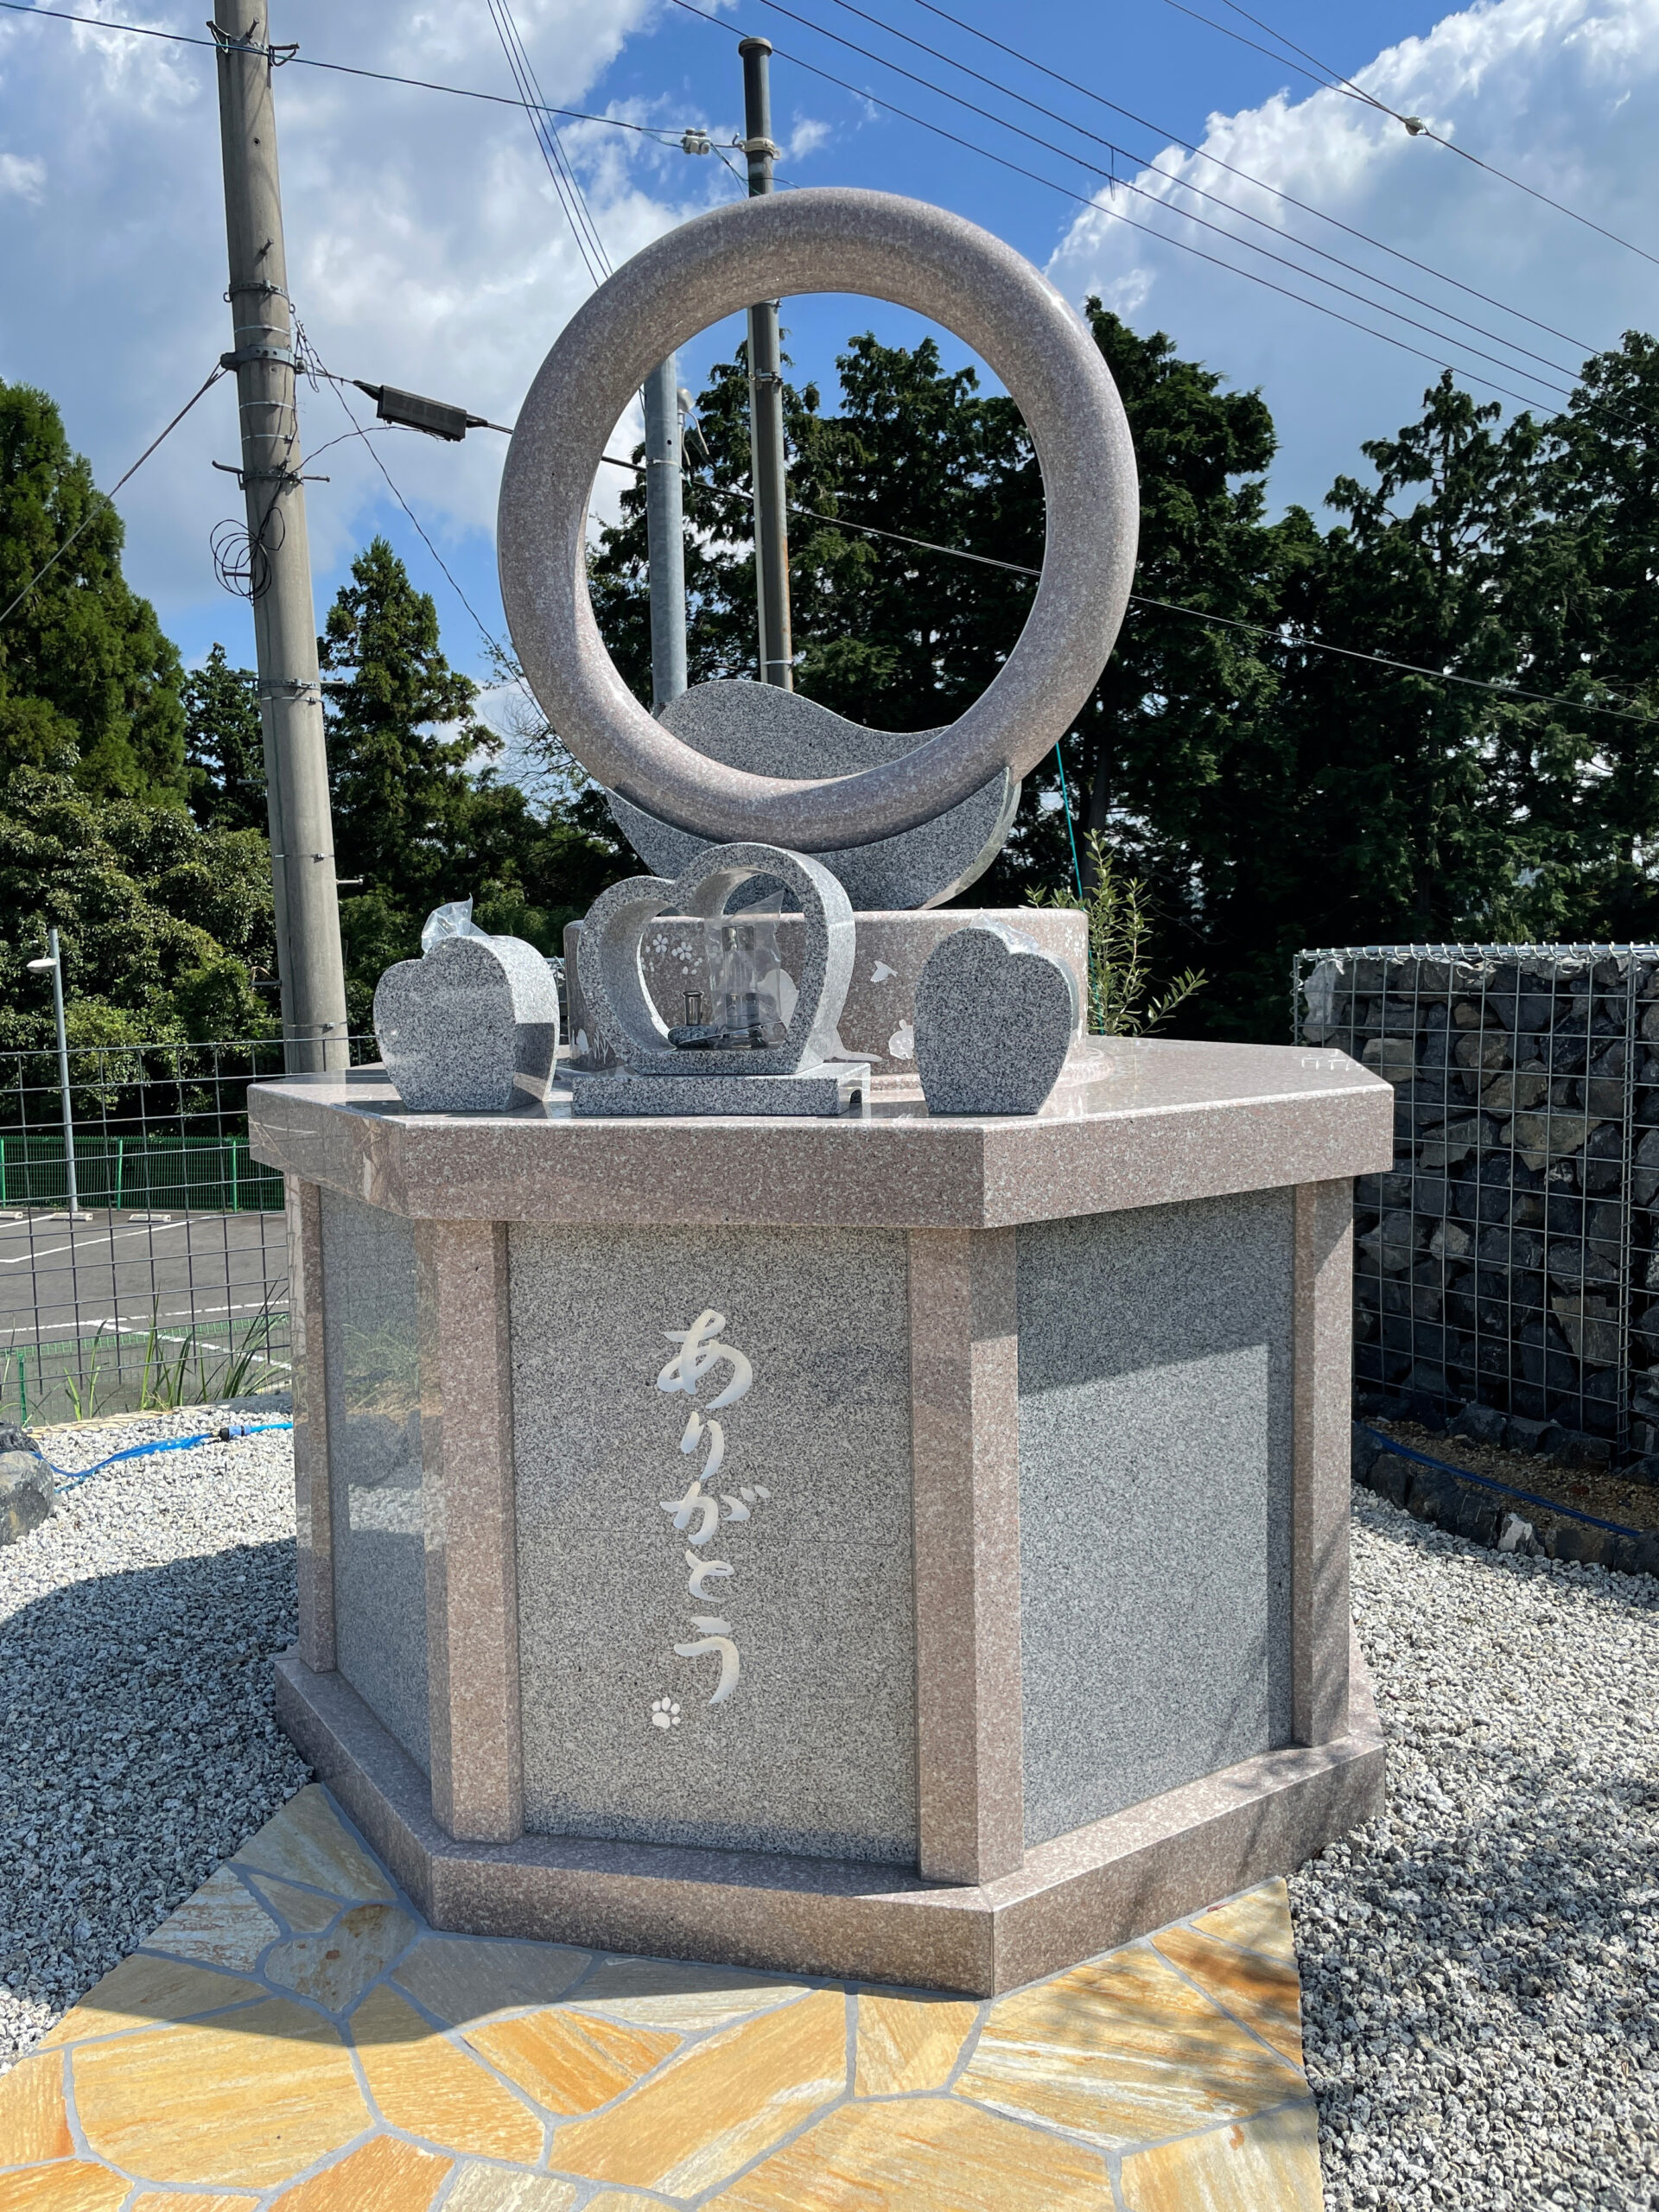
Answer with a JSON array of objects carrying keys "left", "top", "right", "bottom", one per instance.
[
  {"left": 415, "top": 1219, "right": 524, "bottom": 1844},
  {"left": 285, "top": 1176, "right": 335, "bottom": 1674},
  {"left": 1292, "top": 1179, "right": 1356, "bottom": 1746},
  {"left": 908, "top": 1229, "right": 1024, "bottom": 1886},
  {"left": 248, "top": 1041, "right": 1391, "bottom": 1232}
]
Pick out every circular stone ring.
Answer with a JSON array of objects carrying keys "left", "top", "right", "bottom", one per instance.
[{"left": 499, "top": 187, "right": 1138, "bottom": 854}]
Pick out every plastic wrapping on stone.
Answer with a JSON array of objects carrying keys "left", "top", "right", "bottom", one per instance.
[{"left": 421, "top": 899, "right": 492, "bottom": 955}]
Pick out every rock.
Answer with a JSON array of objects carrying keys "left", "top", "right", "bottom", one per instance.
[
  {"left": 0, "top": 1445, "right": 55, "bottom": 1547},
  {"left": 1450, "top": 1402, "right": 1507, "bottom": 1446}
]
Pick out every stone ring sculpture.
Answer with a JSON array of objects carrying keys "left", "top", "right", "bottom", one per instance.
[{"left": 499, "top": 187, "right": 1138, "bottom": 854}]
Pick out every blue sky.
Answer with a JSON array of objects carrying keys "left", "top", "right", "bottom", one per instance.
[{"left": 2, "top": 0, "right": 1656, "bottom": 716}]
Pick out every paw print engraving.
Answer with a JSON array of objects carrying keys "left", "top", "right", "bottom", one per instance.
[{"left": 651, "top": 1697, "right": 682, "bottom": 1731}]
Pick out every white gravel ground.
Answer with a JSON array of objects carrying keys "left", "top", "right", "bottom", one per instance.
[
  {"left": 0, "top": 1402, "right": 307, "bottom": 2069},
  {"left": 3, "top": 1412, "right": 1656, "bottom": 2212},
  {"left": 1294, "top": 1489, "right": 1659, "bottom": 2212}
]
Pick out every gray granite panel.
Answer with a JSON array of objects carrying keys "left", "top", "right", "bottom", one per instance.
[
  {"left": 1017, "top": 1191, "right": 1294, "bottom": 1845},
  {"left": 320, "top": 1187, "right": 429, "bottom": 1773},
  {"left": 509, "top": 1224, "right": 917, "bottom": 1864}
]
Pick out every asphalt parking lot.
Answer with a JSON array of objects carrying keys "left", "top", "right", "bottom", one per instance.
[{"left": 0, "top": 1208, "right": 289, "bottom": 1421}]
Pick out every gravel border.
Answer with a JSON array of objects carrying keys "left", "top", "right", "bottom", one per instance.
[
  {"left": 1294, "top": 1488, "right": 1659, "bottom": 2211},
  {"left": 0, "top": 1400, "right": 308, "bottom": 2069}
]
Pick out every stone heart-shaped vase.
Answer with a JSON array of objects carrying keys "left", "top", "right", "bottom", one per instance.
[
  {"left": 575, "top": 842, "right": 854, "bottom": 1077},
  {"left": 373, "top": 933, "right": 561, "bottom": 1112},
  {"left": 914, "top": 920, "right": 1080, "bottom": 1115}
]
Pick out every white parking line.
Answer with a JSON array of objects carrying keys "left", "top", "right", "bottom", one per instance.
[{"left": 0, "top": 1223, "right": 199, "bottom": 1266}]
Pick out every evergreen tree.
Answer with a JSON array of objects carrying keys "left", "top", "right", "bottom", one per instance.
[
  {"left": 317, "top": 537, "right": 625, "bottom": 1025},
  {"left": 0, "top": 379, "right": 187, "bottom": 803},
  {"left": 184, "top": 643, "right": 267, "bottom": 831},
  {"left": 0, "top": 768, "right": 276, "bottom": 1052}
]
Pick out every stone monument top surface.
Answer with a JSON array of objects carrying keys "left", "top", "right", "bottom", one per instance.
[{"left": 249, "top": 1040, "right": 1390, "bottom": 1231}]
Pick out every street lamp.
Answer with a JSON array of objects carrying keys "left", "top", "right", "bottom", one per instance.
[{"left": 26, "top": 929, "right": 81, "bottom": 1219}]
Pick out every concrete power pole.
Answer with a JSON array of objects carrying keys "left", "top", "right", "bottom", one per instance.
[
  {"left": 212, "top": 0, "right": 349, "bottom": 1073},
  {"left": 739, "top": 38, "right": 793, "bottom": 690},
  {"left": 642, "top": 357, "right": 688, "bottom": 710}
]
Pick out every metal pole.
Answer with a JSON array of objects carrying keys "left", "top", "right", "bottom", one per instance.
[
  {"left": 642, "top": 355, "right": 688, "bottom": 710},
  {"left": 212, "top": 0, "right": 350, "bottom": 1074},
  {"left": 739, "top": 37, "right": 793, "bottom": 690},
  {"left": 34, "top": 931, "right": 80, "bottom": 1218}
]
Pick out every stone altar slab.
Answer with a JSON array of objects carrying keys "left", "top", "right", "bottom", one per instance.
[{"left": 252, "top": 1039, "right": 1392, "bottom": 1994}]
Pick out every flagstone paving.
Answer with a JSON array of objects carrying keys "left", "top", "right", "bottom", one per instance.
[{"left": 0, "top": 1785, "right": 1326, "bottom": 2209}]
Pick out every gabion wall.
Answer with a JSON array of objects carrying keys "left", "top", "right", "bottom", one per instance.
[{"left": 1294, "top": 944, "right": 1659, "bottom": 1467}]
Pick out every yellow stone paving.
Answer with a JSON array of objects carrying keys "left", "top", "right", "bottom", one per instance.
[
  {"left": 392, "top": 1934, "right": 592, "bottom": 2027},
  {"left": 551, "top": 1989, "right": 849, "bottom": 2196},
  {"left": 232, "top": 1783, "right": 395, "bottom": 1901},
  {"left": 73, "top": 1998, "right": 369, "bottom": 2187},
  {"left": 37, "top": 1953, "right": 264, "bottom": 2046},
  {"left": 267, "top": 2135, "right": 454, "bottom": 2209},
  {"left": 0, "top": 2050, "right": 73, "bottom": 2161},
  {"left": 1153, "top": 1923, "right": 1306, "bottom": 2067},
  {"left": 465, "top": 2005, "right": 680, "bottom": 2113},
  {"left": 242, "top": 1872, "right": 345, "bottom": 1934},
  {"left": 0, "top": 2163, "right": 130, "bottom": 2209},
  {"left": 0, "top": 1787, "right": 1329, "bottom": 2209},
  {"left": 953, "top": 1946, "right": 1306, "bottom": 2152},
  {"left": 1120, "top": 2099, "right": 1326, "bottom": 2210},
  {"left": 349, "top": 1985, "right": 545, "bottom": 2163},
  {"left": 143, "top": 1866, "right": 279, "bottom": 1973},
  {"left": 854, "top": 1988, "right": 979, "bottom": 2094},
  {"left": 267, "top": 1900, "right": 417, "bottom": 2011},
  {"left": 1191, "top": 1876, "right": 1300, "bottom": 1967}
]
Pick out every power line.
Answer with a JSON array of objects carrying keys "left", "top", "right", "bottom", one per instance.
[
  {"left": 669, "top": 0, "right": 1564, "bottom": 415},
  {"left": 811, "top": 0, "right": 1586, "bottom": 385},
  {"left": 595, "top": 448, "right": 1658, "bottom": 728},
  {"left": 898, "top": 0, "right": 1597, "bottom": 359},
  {"left": 0, "top": 2, "right": 708, "bottom": 148},
  {"left": 1163, "top": 0, "right": 1659, "bottom": 274},
  {"left": 0, "top": 363, "right": 226, "bottom": 630},
  {"left": 486, "top": 0, "right": 613, "bottom": 284},
  {"left": 747, "top": 0, "right": 1575, "bottom": 402}
]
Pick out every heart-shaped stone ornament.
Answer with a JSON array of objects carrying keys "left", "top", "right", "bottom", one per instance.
[
  {"left": 914, "top": 920, "right": 1080, "bottom": 1115},
  {"left": 373, "top": 933, "right": 561, "bottom": 1112},
  {"left": 575, "top": 842, "right": 855, "bottom": 1077}
]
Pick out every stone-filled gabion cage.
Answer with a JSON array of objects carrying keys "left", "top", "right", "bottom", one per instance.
[{"left": 1294, "top": 944, "right": 1659, "bottom": 1471}]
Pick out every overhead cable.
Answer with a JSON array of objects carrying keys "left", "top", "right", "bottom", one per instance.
[
  {"left": 811, "top": 0, "right": 1586, "bottom": 381},
  {"left": 486, "top": 0, "right": 613, "bottom": 283},
  {"left": 1162, "top": 0, "right": 1659, "bottom": 273},
  {"left": 898, "top": 0, "right": 1597, "bottom": 356},
  {"left": 0, "top": 362, "right": 226, "bottom": 629},
  {"left": 669, "top": 0, "right": 1563, "bottom": 415},
  {"left": 0, "top": 2, "right": 707, "bottom": 149},
  {"left": 595, "top": 448, "right": 1658, "bottom": 728},
  {"left": 746, "top": 0, "right": 1574, "bottom": 401}
]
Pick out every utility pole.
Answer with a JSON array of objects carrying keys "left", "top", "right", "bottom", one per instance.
[
  {"left": 642, "top": 356, "right": 688, "bottom": 710},
  {"left": 212, "top": 0, "right": 349, "bottom": 1073},
  {"left": 739, "top": 37, "right": 793, "bottom": 690}
]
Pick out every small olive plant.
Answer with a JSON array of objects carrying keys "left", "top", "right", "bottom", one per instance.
[{"left": 1027, "top": 832, "right": 1206, "bottom": 1036}]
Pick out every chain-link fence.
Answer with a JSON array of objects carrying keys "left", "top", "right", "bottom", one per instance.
[
  {"left": 1, "top": 1036, "right": 370, "bottom": 1427},
  {"left": 1294, "top": 944, "right": 1659, "bottom": 1469}
]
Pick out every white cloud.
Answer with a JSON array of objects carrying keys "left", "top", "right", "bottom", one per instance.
[
  {"left": 785, "top": 115, "right": 830, "bottom": 161},
  {"left": 1047, "top": 0, "right": 1659, "bottom": 513},
  {"left": 0, "top": 0, "right": 729, "bottom": 658},
  {"left": 0, "top": 150, "right": 44, "bottom": 200}
]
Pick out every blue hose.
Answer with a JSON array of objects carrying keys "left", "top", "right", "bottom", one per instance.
[{"left": 45, "top": 1420, "right": 293, "bottom": 1487}]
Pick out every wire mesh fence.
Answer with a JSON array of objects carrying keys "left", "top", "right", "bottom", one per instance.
[
  {"left": 0, "top": 1036, "right": 371, "bottom": 1427},
  {"left": 1294, "top": 944, "right": 1659, "bottom": 1470}
]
